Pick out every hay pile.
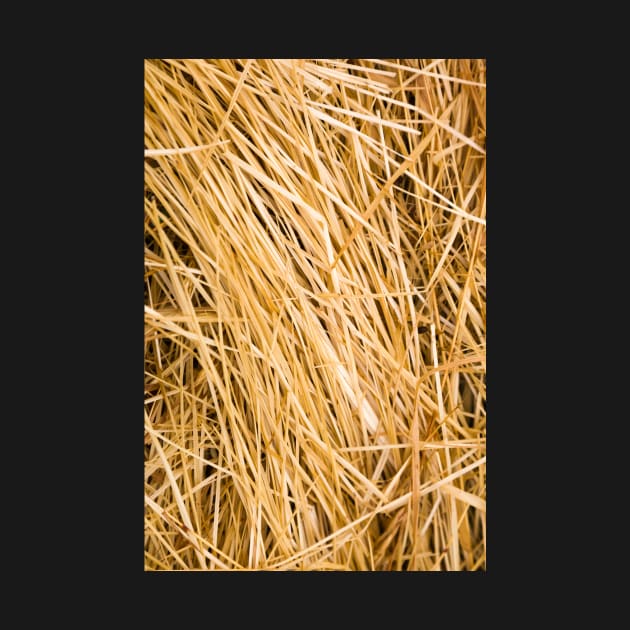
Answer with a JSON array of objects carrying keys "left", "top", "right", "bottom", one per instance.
[{"left": 144, "top": 58, "right": 486, "bottom": 571}]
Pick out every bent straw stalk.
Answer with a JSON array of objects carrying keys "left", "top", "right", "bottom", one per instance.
[{"left": 144, "top": 58, "right": 486, "bottom": 571}]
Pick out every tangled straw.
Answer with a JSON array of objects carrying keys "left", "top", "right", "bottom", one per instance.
[{"left": 144, "top": 58, "right": 486, "bottom": 570}]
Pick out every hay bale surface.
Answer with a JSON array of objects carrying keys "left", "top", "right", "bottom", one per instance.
[{"left": 144, "top": 58, "right": 486, "bottom": 570}]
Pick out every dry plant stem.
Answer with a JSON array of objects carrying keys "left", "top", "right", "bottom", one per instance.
[{"left": 145, "top": 58, "right": 486, "bottom": 571}]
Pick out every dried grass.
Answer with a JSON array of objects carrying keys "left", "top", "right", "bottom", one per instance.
[{"left": 144, "top": 58, "right": 486, "bottom": 570}]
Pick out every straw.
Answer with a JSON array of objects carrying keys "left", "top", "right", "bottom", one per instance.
[{"left": 144, "top": 58, "right": 486, "bottom": 570}]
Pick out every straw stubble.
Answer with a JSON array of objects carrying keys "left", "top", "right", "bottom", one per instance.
[{"left": 144, "top": 58, "right": 486, "bottom": 571}]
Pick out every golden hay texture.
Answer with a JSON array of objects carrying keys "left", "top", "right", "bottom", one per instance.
[{"left": 144, "top": 59, "right": 486, "bottom": 571}]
